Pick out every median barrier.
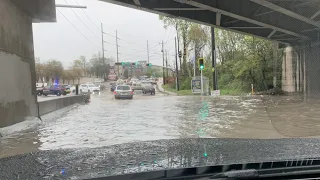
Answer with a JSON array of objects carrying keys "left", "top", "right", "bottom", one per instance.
[{"left": 38, "top": 95, "right": 85, "bottom": 116}]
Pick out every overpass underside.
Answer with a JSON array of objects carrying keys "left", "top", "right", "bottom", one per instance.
[
  {"left": 0, "top": 0, "right": 56, "bottom": 127},
  {"left": 102, "top": 0, "right": 320, "bottom": 97}
]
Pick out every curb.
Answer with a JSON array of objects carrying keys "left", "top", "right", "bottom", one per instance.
[{"left": 156, "top": 82, "right": 177, "bottom": 96}]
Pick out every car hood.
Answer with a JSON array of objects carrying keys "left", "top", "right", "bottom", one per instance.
[{"left": 1, "top": 138, "right": 320, "bottom": 179}]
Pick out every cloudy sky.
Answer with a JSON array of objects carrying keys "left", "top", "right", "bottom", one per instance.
[{"left": 32, "top": 0, "right": 177, "bottom": 69}]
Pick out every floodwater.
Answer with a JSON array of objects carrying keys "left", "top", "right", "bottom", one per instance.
[{"left": 1, "top": 86, "right": 320, "bottom": 158}]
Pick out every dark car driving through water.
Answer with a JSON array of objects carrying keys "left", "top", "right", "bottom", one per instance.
[{"left": 142, "top": 83, "right": 155, "bottom": 95}]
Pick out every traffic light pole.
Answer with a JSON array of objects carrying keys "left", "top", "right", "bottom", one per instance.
[{"left": 201, "top": 69, "right": 203, "bottom": 95}]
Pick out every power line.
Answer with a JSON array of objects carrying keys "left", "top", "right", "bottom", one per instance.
[
  {"left": 119, "top": 37, "right": 175, "bottom": 59},
  {"left": 57, "top": 9, "right": 99, "bottom": 48},
  {"left": 64, "top": 0, "right": 99, "bottom": 38},
  {"left": 75, "top": 0, "right": 100, "bottom": 29}
]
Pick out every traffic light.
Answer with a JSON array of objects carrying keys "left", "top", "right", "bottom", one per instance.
[
  {"left": 146, "top": 63, "right": 152, "bottom": 66},
  {"left": 198, "top": 58, "right": 204, "bottom": 70},
  {"left": 131, "top": 62, "right": 138, "bottom": 65}
]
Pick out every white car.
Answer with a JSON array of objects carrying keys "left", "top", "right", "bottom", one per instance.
[{"left": 79, "top": 84, "right": 100, "bottom": 94}]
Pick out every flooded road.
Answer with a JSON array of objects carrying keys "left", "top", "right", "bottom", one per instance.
[{"left": 1, "top": 86, "right": 320, "bottom": 158}]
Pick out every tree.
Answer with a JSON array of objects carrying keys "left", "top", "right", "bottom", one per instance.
[
  {"left": 159, "top": 15, "right": 192, "bottom": 72},
  {"left": 44, "top": 60, "right": 64, "bottom": 84},
  {"left": 35, "top": 58, "right": 45, "bottom": 83},
  {"left": 188, "top": 24, "right": 210, "bottom": 77},
  {"left": 79, "top": 56, "right": 87, "bottom": 76},
  {"left": 72, "top": 59, "right": 83, "bottom": 84},
  {"left": 87, "top": 53, "right": 112, "bottom": 78}
]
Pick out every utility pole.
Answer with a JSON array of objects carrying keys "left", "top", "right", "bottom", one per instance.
[
  {"left": 116, "top": 30, "right": 119, "bottom": 77},
  {"left": 194, "top": 45, "right": 196, "bottom": 77},
  {"left": 165, "top": 49, "right": 168, "bottom": 78},
  {"left": 175, "top": 37, "right": 179, "bottom": 91},
  {"left": 147, "top": 40, "right": 150, "bottom": 63},
  {"left": 101, "top": 23, "right": 106, "bottom": 80},
  {"left": 211, "top": 27, "right": 218, "bottom": 90},
  {"left": 147, "top": 40, "right": 150, "bottom": 74},
  {"left": 161, "top": 41, "right": 165, "bottom": 85}
]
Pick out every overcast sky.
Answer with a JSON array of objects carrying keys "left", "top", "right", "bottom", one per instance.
[{"left": 32, "top": 0, "right": 177, "bottom": 69}]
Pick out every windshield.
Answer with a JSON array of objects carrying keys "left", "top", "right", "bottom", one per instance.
[
  {"left": 3, "top": 1, "right": 320, "bottom": 179},
  {"left": 116, "top": 86, "right": 130, "bottom": 90}
]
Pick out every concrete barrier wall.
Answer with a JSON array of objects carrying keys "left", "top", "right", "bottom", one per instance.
[{"left": 39, "top": 96, "right": 84, "bottom": 116}]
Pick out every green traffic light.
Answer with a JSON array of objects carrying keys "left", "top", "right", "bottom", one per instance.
[
  {"left": 200, "top": 65, "right": 204, "bottom": 70},
  {"left": 204, "top": 152, "right": 208, "bottom": 157}
]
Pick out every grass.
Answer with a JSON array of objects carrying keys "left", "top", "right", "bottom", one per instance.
[{"left": 162, "top": 84, "right": 248, "bottom": 96}]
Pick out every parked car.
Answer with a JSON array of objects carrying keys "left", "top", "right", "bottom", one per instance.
[
  {"left": 42, "top": 85, "right": 67, "bottom": 96},
  {"left": 36, "top": 87, "right": 43, "bottom": 96},
  {"left": 62, "top": 85, "right": 72, "bottom": 94},
  {"left": 142, "top": 84, "right": 155, "bottom": 95},
  {"left": 114, "top": 85, "right": 134, "bottom": 99}
]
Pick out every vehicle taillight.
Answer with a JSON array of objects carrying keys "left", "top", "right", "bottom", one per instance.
[{"left": 113, "top": 91, "right": 117, "bottom": 95}]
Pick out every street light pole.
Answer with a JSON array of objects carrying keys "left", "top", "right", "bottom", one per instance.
[{"left": 55, "top": 4, "right": 87, "bottom": 8}]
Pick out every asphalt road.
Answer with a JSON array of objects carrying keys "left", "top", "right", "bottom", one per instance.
[{"left": 2, "top": 82, "right": 320, "bottom": 159}]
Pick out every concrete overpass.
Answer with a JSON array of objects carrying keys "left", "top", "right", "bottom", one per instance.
[
  {"left": 101, "top": 0, "right": 320, "bottom": 96},
  {"left": 1, "top": 0, "right": 320, "bottom": 127},
  {"left": 0, "top": 0, "right": 56, "bottom": 127}
]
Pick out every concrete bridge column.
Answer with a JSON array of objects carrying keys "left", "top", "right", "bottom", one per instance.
[
  {"left": 0, "top": 0, "right": 55, "bottom": 127},
  {"left": 282, "top": 42, "right": 320, "bottom": 98},
  {"left": 282, "top": 46, "right": 296, "bottom": 93}
]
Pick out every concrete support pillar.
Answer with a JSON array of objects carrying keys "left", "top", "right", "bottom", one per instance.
[
  {"left": 0, "top": 0, "right": 55, "bottom": 128},
  {"left": 272, "top": 42, "right": 278, "bottom": 88},
  {"left": 282, "top": 46, "right": 295, "bottom": 92}
]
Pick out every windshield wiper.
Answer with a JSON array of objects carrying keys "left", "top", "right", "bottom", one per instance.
[{"left": 85, "top": 158, "right": 320, "bottom": 180}]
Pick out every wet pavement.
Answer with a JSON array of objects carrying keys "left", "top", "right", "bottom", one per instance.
[{"left": 1, "top": 83, "right": 320, "bottom": 160}]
